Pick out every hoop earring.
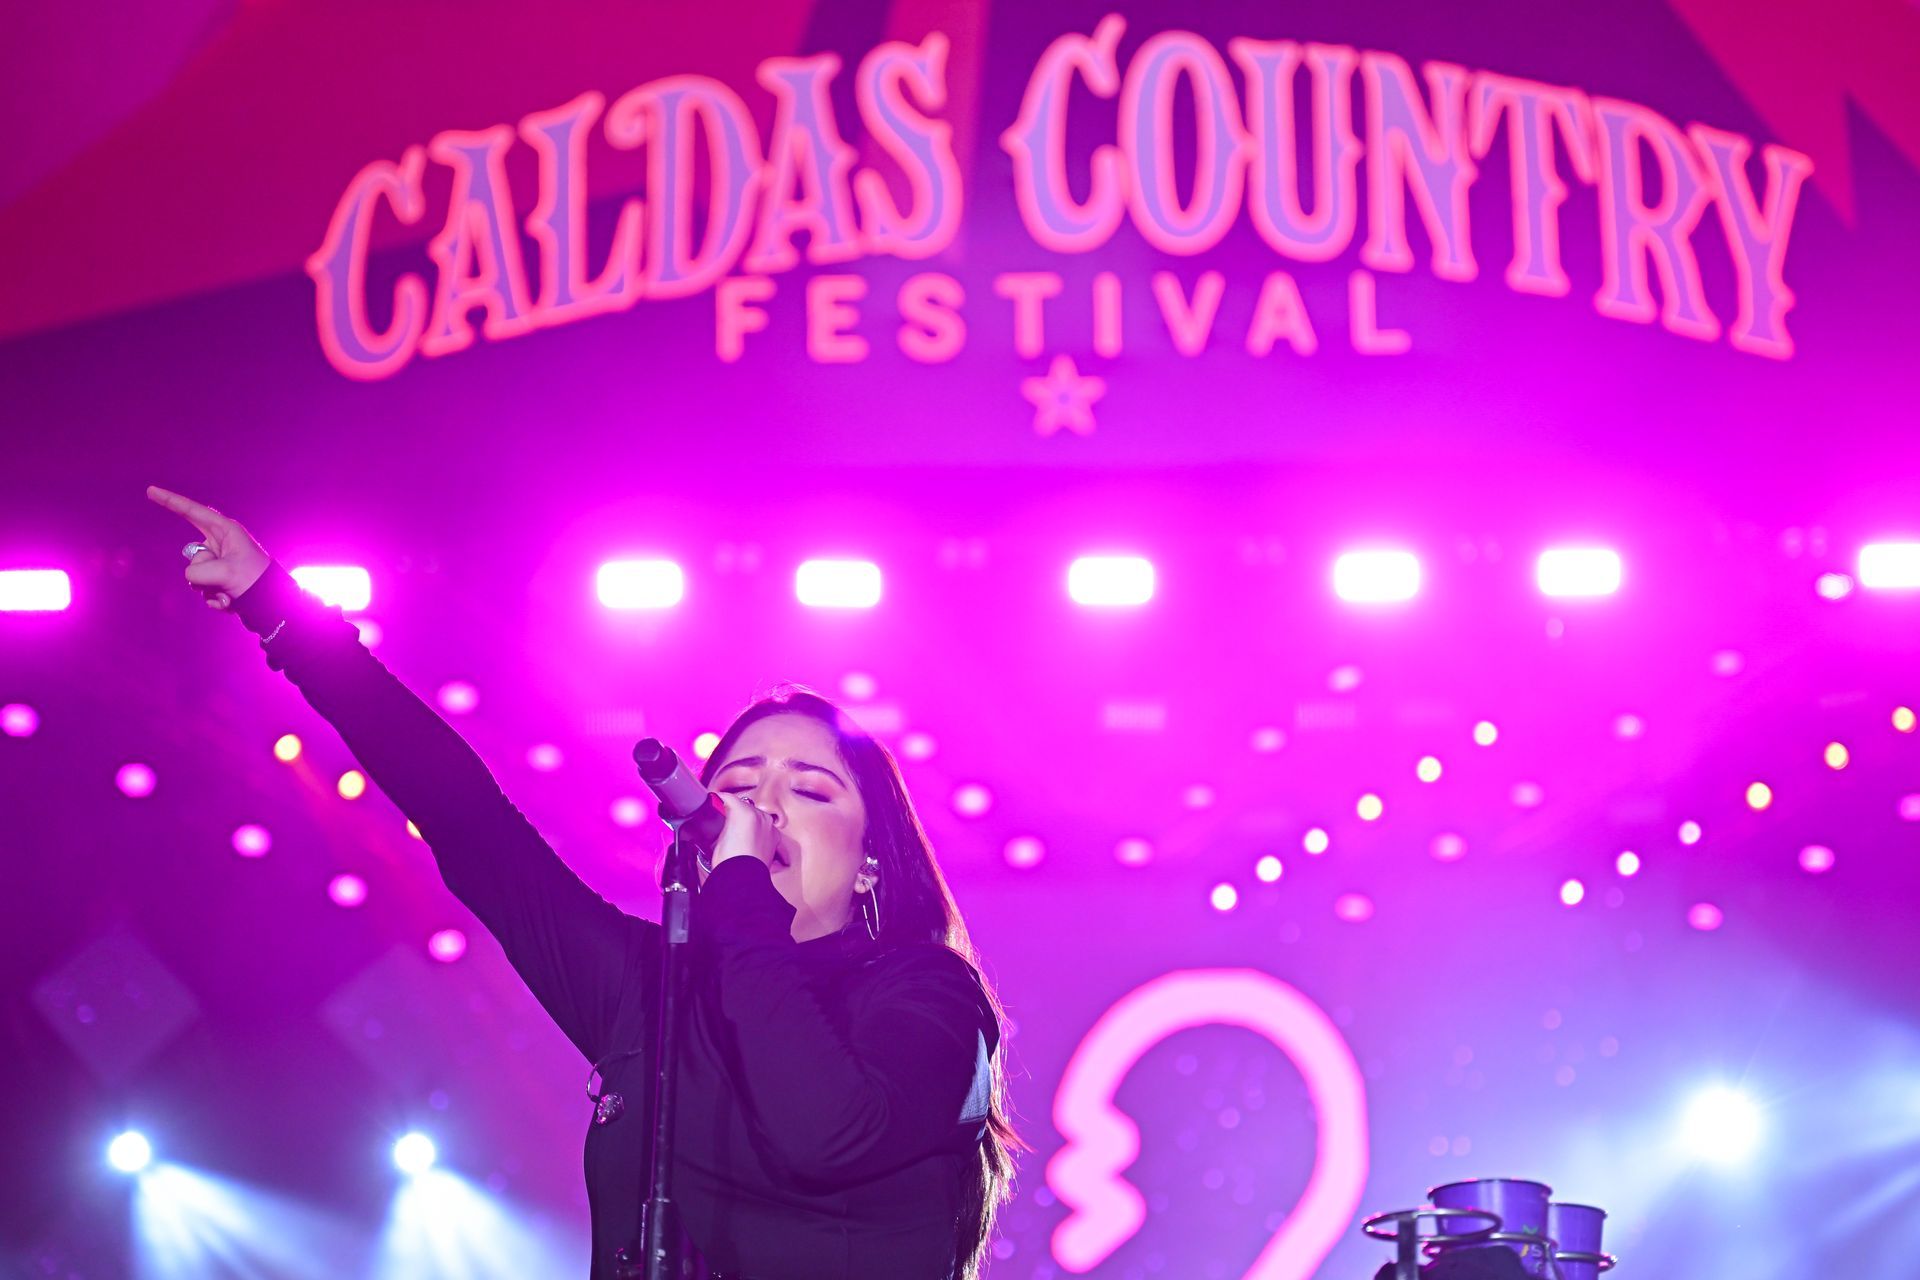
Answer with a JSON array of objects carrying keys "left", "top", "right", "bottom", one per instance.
[{"left": 858, "top": 855, "right": 881, "bottom": 940}]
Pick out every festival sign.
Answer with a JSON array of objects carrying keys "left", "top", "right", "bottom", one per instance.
[{"left": 309, "top": 12, "right": 1812, "bottom": 410}]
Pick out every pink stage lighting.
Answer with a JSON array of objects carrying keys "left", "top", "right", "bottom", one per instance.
[
  {"left": 1858, "top": 542, "right": 1920, "bottom": 590},
  {"left": 1066, "top": 555, "right": 1155, "bottom": 606},
  {"left": 1536, "top": 547, "right": 1622, "bottom": 597},
  {"left": 1331, "top": 550, "right": 1419, "bottom": 603},
  {"left": 795, "top": 559, "right": 882, "bottom": 608},
  {"left": 0, "top": 569, "right": 71, "bottom": 611},
  {"left": 289, "top": 565, "right": 371, "bottom": 611},
  {"left": 597, "top": 559, "right": 684, "bottom": 609}
]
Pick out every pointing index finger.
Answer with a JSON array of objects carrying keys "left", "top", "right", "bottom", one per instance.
[{"left": 146, "top": 485, "right": 226, "bottom": 537}]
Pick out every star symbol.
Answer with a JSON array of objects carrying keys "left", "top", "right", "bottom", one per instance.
[{"left": 1021, "top": 354, "right": 1106, "bottom": 437}]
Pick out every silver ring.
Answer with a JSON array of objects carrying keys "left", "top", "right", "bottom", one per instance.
[{"left": 182, "top": 541, "right": 210, "bottom": 561}]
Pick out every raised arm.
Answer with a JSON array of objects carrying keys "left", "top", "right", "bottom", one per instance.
[{"left": 147, "top": 485, "right": 655, "bottom": 1064}]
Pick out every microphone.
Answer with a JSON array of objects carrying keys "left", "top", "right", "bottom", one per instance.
[{"left": 631, "top": 738, "right": 727, "bottom": 863}]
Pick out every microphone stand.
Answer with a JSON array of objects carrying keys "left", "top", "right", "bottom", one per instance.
[
  {"left": 636, "top": 818, "right": 699, "bottom": 1280},
  {"left": 623, "top": 738, "right": 723, "bottom": 1280}
]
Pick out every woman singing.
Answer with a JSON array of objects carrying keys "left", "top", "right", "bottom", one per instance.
[{"left": 147, "top": 485, "right": 1022, "bottom": 1280}]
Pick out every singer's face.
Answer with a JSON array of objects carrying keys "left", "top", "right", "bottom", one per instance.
[{"left": 709, "top": 713, "right": 870, "bottom": 941}]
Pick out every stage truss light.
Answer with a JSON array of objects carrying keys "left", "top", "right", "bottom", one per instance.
[
  {"left": 1332, "top": 550, "right": 1420, "bottom": 603},
  {"left": 289, "top": 565, "right": 372, "bottom": 611},
  {"left": 1859, "top": 542, "right": 1920, "bottom": 590},
  {"left": 1536, "top": 547, "right": 1622, "bottom": 597},
  {"left": 596, "top": 559, "right": 684, "bottom": 609},
  {"left": 796, "top": 559, "right": 882, "bottom": 608},
  {"left": 108, "top": 1130, "right": 153, "bottom": 1174},
  {"left": 1066, "top": 555, "right": 1155, "bottom": 606},
  {"left": 393, "top": 1132, "right": 437, "bottom": 1176}
]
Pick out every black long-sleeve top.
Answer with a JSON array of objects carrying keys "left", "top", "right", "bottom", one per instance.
[{"left": 232, "top": 563, "right": 999, "bottom": 1280}]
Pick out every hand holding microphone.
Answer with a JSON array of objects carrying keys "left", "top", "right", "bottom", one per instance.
[{"left": 631, "top": 739, "right": 783, "bottom": 876}]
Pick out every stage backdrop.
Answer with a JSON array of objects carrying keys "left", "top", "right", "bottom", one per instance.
[{"left": 4, "top": 2, "right": 1920, "bottom": 1278}]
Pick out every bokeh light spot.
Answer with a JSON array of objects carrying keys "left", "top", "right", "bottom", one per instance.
[
  {"left": 338, "top": 770, "right": 367, "bottom": 800},
  {"left": 1416, "top": 756, "right": 1442, "bottom": 783},
  {"left": 436, "top": 681, "right": 479, "bottom": 715},
  {"left": 230, "top": 824, "right": 271, "bottom": 858},
  {"left": 115, "top": 762, "right": 156, "bottom": 798},
  {"left": 1333, "top": 893, "right": 1375, "bottom": 923},
  {"left": 1004, "top": 836, "right": 1045, "bottom": 869},
  {"left": 1356, "top": 793, "right": 1383, "bottom": 821},
  {"left": 1472, "top": 720, "right": 1498, "bottom": 747},
  {"left": 1255, "top": 855, "right": 1283, "bottom": 883},
  {"left": 1560, "top": 878, "right": 1585, "bottom": 906},
  {"left": 272, "top": 733, "right": 301, "bottom": 762},
  {"left": 0, "top": 703, "right": 40, "bottom": 737},
  {"left": 1209, "top": 883, "right": 1238, "bottom": 912},
  {"left": 427, "top": 929, "right": 467, "bottom": 962},
  {"left": 1745, "top": 781, "right": 1773, "bottom": 811},
  {"left": 952, "top": 783, "right": 992, "bottom": 818},
  {"left": 1823, "top": 742, "right": 1849, "bottom": 770},
  {"left": 1687, "top": 902, "right": 1724, "bottom": 931},
  {"left": 1798, "top": 844, "right": 1835, "bottom": 874},
  {"left": 1303, "top": 827, "right": 1330, "bottom": 855},
  {"left": 328, "top": 873, "right": 368, "bottom": 907}
]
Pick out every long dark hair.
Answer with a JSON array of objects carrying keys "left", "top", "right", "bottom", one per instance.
[{"left": 697, "top": 684, "right": 1026, "bottom": 1278}]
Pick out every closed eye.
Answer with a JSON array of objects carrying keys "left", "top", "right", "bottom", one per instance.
[{"left": 720, "top": 784, "right": 831, "bottom": 802}]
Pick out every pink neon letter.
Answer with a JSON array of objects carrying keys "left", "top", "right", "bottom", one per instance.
[
  {"left": 1350, "top": 269, "right": 1410, "bottom": 354},
  {"left": 306, "top": 147, "right": 428, "bottom": 380},
  {"left": 746, "top": 54, "right": 863, "bottom": 273},
  {"left": 715, "top": 276, "right": 775, "bottom": 362},
  {"left": 1360, "top": 54, "right": 1479, "bottom": 282},
  {"left": 1688, "top": 124, "right": 1811, "bottom": 360},
  {"left": 1591, "top": 98, "right": 1719, "bottom": 341},
  {"left": 1246, "top": 271, "right": 1318, "bottom": 357},
  {"left": 421, "top": 126, "right": 539, "bottom": 358},
  {"left": 1151, "top": 271, "right": 1225, "bottom": 356},
  {"left": 898, "top": 272, "right": 965, "bottom": 363},
  {"left": 1468, "top": 74, "right": 1595, "bottom": 297},
  {"left": 994, "top": 271, "right": 1064, "bottom": 357},
  {"left": 1092, "top": 271, "right": 1123, "bottom": 357},
  {"left": 1229, "top": 40, "right": 1361, "bottom": 262},
  {"left": 1048, "top": 969, "right": 1368, "bottom": 1277},
  {"left": 1119, "top": 30, "right": 1250, "bottom": 255},
  {"left": 999, "top": 15, "right": 1128, "bottom": 253},
  {"left": 805, "top": 274, "right": 869, "bottom": 362},
  {"left": 520, "top": 92, "right": 643, "bottom": 325},
  {"left": 607, "top": 76, "right": 763, "bottom": 300},
  {"left": 855, "top": 34, "right": 963, "bottom": 259}
]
